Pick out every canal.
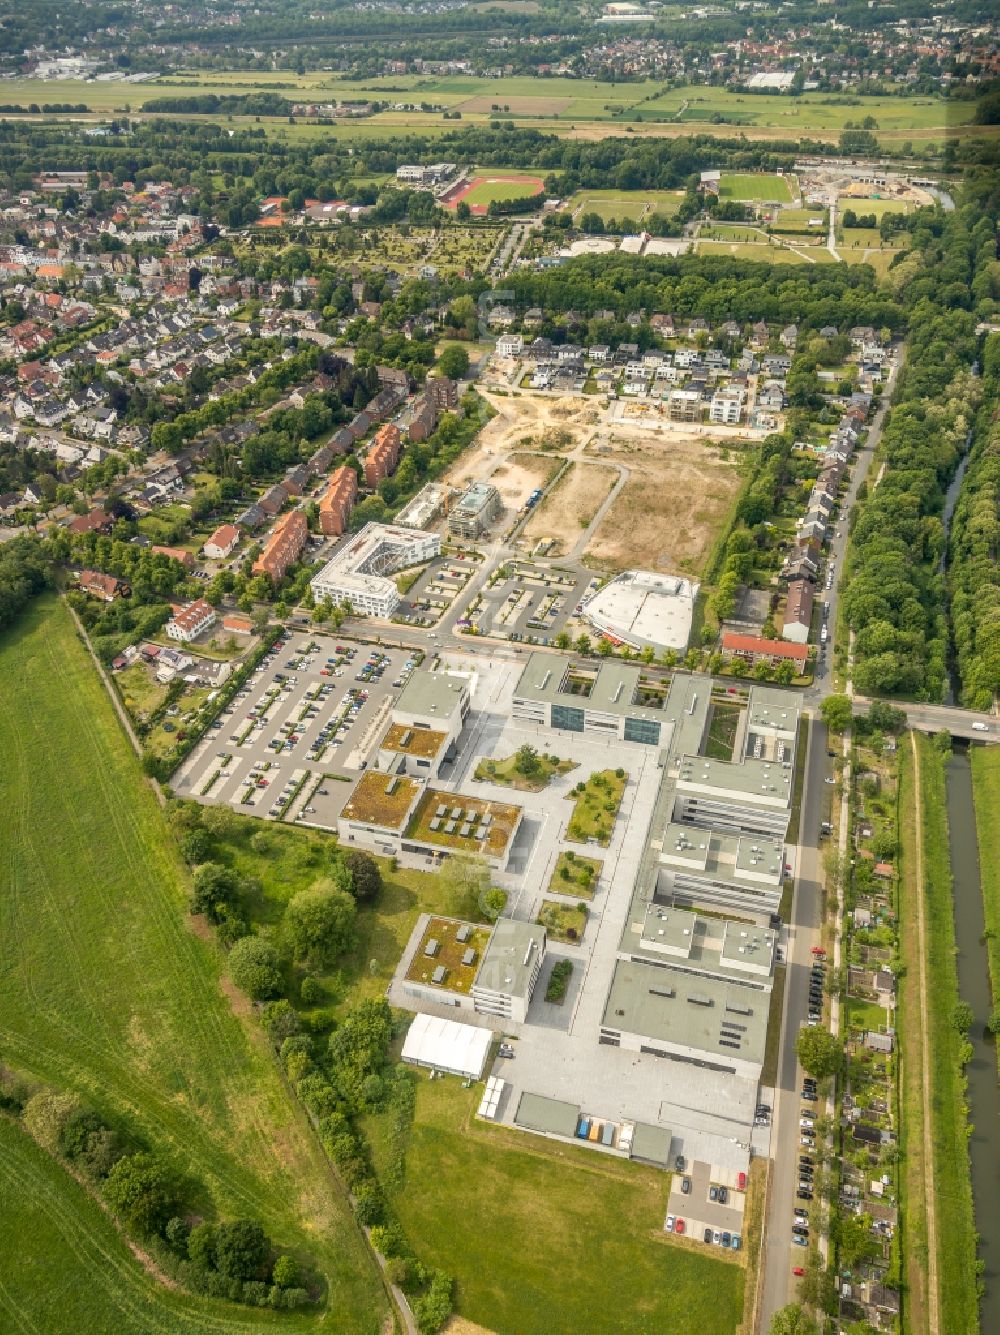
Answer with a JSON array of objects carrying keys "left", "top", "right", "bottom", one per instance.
[{"left": 946, "top": 743, "right": 997, "bottom": 1331}]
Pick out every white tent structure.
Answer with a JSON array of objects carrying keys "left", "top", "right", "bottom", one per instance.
[{"left": 401, "top": 1013, "right": 492, "bottom": 1080}]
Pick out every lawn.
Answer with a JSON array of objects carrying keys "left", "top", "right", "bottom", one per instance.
[
  {"left": 547, "top": 850, "right": 603, "bottom": 900},
  {"left": 537, "top": 897, "right": 588, "bottom": 944},
  {"left": 115, "top": 661, "right": 168, "bottom": 724},
  {"left": 971, "top": 746, "right": 1000, "bottom": 1069},
  {"left": 0, "top": 596, "right": 385, "bottom": 1331},
  {"left": 719, "top": 173, "right": 794, "bottom": 203},
  {"left": 569, "top": 189, "right": 685, "bottom": 221},
  {"left": 363, "top": 1073, "right": 745, "bottom": 1335},
  {"left": 473, "top": 748, "right": 578, "bottom": 791},
  {"left": 693, "top": 240, "right": 814, "bottom": 265},
  {"left": 898, "top": 736, "right": 978, "bottom": 1335},
  {"left": 565, "top": 769, "right": 627, "bottom": 845},
  {"left": 205, "top": 816, "right": 480, "bottom": 1017},
  {"left": 704, "top": 701, "right": 741, "bottom": 761}
]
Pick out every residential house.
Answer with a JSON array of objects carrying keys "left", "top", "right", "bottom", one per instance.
[
  {"left": 78, "top": 569, "right": 129, "bottom": 602},
  {"left": 319, "top": 466, "right": 358, "bottom": 537},
  {"left": 253, "top": 508, "right": 308, "bottom": 582},
  {"left": 721, "top": 632, "right": 808, "bottom": 673},
  {"left": 166, "top": 597, "right": 217, "bottom": 643},
  {"left": 203, "top": 523, "right": 242, "bottom": 560},
  {"left": 781, "top": 579, "right": 814, "bottom": 644}
]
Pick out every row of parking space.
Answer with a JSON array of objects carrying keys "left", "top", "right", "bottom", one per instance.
[
  {"left": 177, "top": 634, "right": 418, "bottom": 821},
  {"left": 462, "top": 564, "right": 596, "bottom": 644},
  {"left": 395, "top": 557, "right": 479, "bottom": 628}
]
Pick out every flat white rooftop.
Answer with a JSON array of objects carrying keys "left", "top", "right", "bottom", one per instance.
[{"left": 584, "top": 570, "right": 698, "bottom": 651}]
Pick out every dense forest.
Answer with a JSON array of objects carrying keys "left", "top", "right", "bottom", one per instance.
[
  {"left": 840, "top": 200, "right": 995, "bottom": 701},
  {"left": 947, "top": 332, "right": 1000, "bottom": 709}
]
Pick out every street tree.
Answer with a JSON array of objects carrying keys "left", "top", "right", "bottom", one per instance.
[{"left": 796, "top": 1026, "right": 844, "bottom": 1080}]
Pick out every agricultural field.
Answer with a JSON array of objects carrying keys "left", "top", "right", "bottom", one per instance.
[
  {"left": 0, "top": 1116, "right": 329, "bottom": 1335},
  {"left": 719, "top": 173, "right": 795, "bottom": 203},
  {"left": 362, "top": 1073, "right": 745, "bottom": 1335},
  {"left": 1, "top": 73, "right": 984, "bottom": 150},
  {"left": 0, "top": 597, "right": 385, "bottom": 1331}
]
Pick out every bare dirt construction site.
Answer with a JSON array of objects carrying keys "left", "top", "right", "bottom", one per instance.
[
  {"left": 444, "top": 391, "right": 601, "bottom": 508},
  {"left": 584, "top": 429, "right": 746, "bottom": 575},
  {"left": 521, "top": 460, "right": 617, "bottom": 554}
]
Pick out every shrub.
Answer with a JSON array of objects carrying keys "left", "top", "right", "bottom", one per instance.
[
  {"left": 414, "top": 1271, "right": 454, "bottom": 1333},
  {"left": 23, "top": 1090, "right": 83, "bottom": 1154},
  {"left": 353, "top": 1183, "right": 385, "bottom": 1227},
  {"left": 228, "top": 936, "right": 283, "bottom": 1000},
  {"left": 103, "top": 1152, "right": 179, "bottom": 1236},
  {"left": 261, "top": 998, "right": 301, "bottom": 1046},
  {"left": 300, "top": 973, "right": 323, "bottom": 1005},
  {"left": 188, "top": 1222, "right": 217, "bottom": 1271},
  {"left": 165, "top": 1216, "right": 191, "bottom": 1254},
  {"left": 342, "top": 849, "right": 382, "bottom": 903},
  {"left": 215, "top": 1219, "right": 268, "bottom": 1281},
  {"left": 242, "top": 1279, "right": 270, "bottom": 1307},
  {"left": 271, "top": 1254, "right": 298, "bottom": 1289}
]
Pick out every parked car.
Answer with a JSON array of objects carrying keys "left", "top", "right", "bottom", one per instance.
[
  {"left": 709, "top": 1185, "right": 719, "bottom": 1203},
  {"left": 703, "top": 1228, "right": 713, "bottom": 1245},
  {"left": 666, "top": 1215, "right": 675, "bottom": 1233},
  {"left": 674, "top": 1218, "right": 685, "bottom": 1235},
  {"left": 718, "top": 1186, "right": 728, "bottom": 1205},
  {"left": 681, "top": 1177, "right": 692, "bottom": 1195}
]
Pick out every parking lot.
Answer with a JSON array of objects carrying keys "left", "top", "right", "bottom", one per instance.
[
  {"left": 665, "top": 1157, "right": 748, "bottom": 1251},
  {"left": 174, "top": 633, "right": 421, "bottom": 825},
  {"left": 463, "top": 561, "right": 596, "bottom": 644},
  {"left": 395, "top": 555, "right": 480, "bottom": 628}
]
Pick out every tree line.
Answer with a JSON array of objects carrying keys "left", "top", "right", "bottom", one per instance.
[{"left": 841, "top": 200, "right": 994, "bottom": 701}]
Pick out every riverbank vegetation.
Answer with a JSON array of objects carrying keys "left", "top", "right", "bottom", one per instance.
[
  {"left": 948, "top": 332, "right": 1000, "bottom": 710},
  {"left": 970, "top": 746, "right": 1000, "bottom": 1060},
  {"left": 898, "top": 735, "right": 978, "bottom": 1329},
  {"left": 841, "top": 201, "right": 993, "bottom": 701}
]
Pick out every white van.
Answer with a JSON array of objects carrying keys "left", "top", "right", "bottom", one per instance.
[{"left": 972, "top": 721, "right": 989, "bottom": 733}]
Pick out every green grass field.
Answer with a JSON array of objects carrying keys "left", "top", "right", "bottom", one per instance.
[
  {"left": 0, "top": 597, "right": 385, "bottom": 1332},
  {"left": 898, "top": 736, "right": 978, "bottom": 1334},
  {"left": 971, "top": 747, "right": 1000, "bottom": 1072},
  {"left": 0, "top": 73, "right": 982, "bottom": 147},
  {"left": 569, "top": 189, "right": 685, "bottom": 221},
  {"left": 460, "top": 173, "right": 544, "bottom": 208},
  {"left": 0, "top": 1115, "right": 332, "bottom": 1334},
  {"left": 364, "top": 1074, "right": 745, "bottom": 1335},
  {"left": 719, "top": 173, "right": 794, "bottom": 203}
]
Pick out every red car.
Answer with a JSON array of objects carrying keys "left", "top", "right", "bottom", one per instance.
[
  {"left": 811, "top": 946, "right": 826, "bottom": 957},
  {"left": 737, "top": 1171, "right": 747, "bottom": 1192},
  {"left": 793, "top": 1266, "right": 805, "bottom": 1277},
  {"left": 674, "top": 1218, "right": 685, "bottom": 1235}
]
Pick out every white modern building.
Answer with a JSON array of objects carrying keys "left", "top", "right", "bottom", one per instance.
[
  {"left": 472, "top": 920, "right": 547, "bottom": 1024},
  {"left": 310, "top": 522, "right": 440, "bottom": 618},
  {"left": 581, "top": 570, "right": 698, "bottom": 653}
]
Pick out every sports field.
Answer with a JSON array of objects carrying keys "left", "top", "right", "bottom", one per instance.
[
  {"left": 569, "top": 189, "right": 685, "bottom": 221},
  {"left": 447, "top": 171, "right": 545, "bottom": 213},
  {"left": 0, "top": 597, "right": 385, "bottom": 1332},
  {"left": 719, "top": 173, "right": 795, "bottom": 203}
]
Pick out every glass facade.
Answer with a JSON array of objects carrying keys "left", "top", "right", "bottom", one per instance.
[
  {"left": 551, "top": 703, "right": 585, "bottom": 732},
  {"left": 624, "top": 715, "right": 661, "bottom": 746}
]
